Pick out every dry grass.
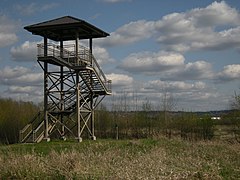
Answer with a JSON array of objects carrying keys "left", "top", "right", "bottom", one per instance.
[{"left": 0, "top": 138, "right": 239, "bottom": 179}]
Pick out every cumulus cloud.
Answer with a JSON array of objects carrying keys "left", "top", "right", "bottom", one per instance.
[
  {"left": 0, "top": 66, "right": 43, "bottom": 102},
  {"left": 119, "top": 51, "right": 185, "bottom": 73},
  {"left": 0, "top": 66, "right": 42, "bottom": 86},
  {"left": 8, "top": 86, "right": 41, "bottom": 95},
  {"left": 106, "top": 78, "right": 219, "bottom": 111},
  {"left": 189, "top": 1, "right": 240, "bottom": 27},
  {"left": 118, "top": 49, "right": 214, "bottom": 80},
  {"left": 99, "top": 20, "right": 155, "bottom": 47},
  {"left": 98, "top": 1, "right": 240, "bottom": 53},
  {"left": 106, "top": 73, "right": 133, "bottom": 87},
  {"left": 139, "top": 79, "right": 222, "bottom": 111},
  {"left": 157, "top": 1, "right": 240, "bottom": 52},
  {"left": 217, "top": 64, "right": 240, "bottom": 82},
  {"left": 155, "top": 1, "right": 240, "bottom": 52},
  {"left": 3, "top": 86, "right": 43, "bottom": 102},
  {"left": 93, "top": 46, "right": 115, "bottom": 64},
  {"left": 0, "top": 66, "right": 30, "bottom": 79},
  {"left": 10, "top": 41, "right": 39, "bottom": 62},
  {"left": 0, "top": 15, "right": 19, "bottom": 47},
  {"left": 170, "top": 61, "right": 214, "bottom": 80},
  {"left": 146, "top": 80, "right": 206, "bottom": 92}
]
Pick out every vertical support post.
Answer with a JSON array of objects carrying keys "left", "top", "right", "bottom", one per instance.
[
  {"left": 89, "top": 37, "right": 96, "bottom": 140},
  {"left": 76, "top": 71, "right": 82, "bottom": 142},
  {"left": 60, "top": 41, "right": 65, "bottom": 140},
  {"left": 60, "top": 65, "right": 65, "bottom": 139},
  {"left": 91, "top": 93, "right": 96, "bottom": 140},
  {"left": 43, "top": 37, "right": 50, "bottom": 142},
  {"left": 60, "top": 40, "right": 63, "bottom": 58},
  {"left": 75, "top": 33, "right": 82, "bottom": 142},
  {"left": 89, "top": 38, "right": 93, "bottom": 65},
  {"left": 75, "top": 34, "right": 79, "bottom": 65}
]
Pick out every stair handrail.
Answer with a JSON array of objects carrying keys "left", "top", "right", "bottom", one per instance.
[
  {"left": 19, "top": 124, "right": 32, "bottom": 143},
  {"left": 19, "top": 111, "right": 43, "bottom": 143},
  {"left": 91, "top": 54, "right": 111, "bottom": 92},
  {"left": 33, "top": 121, "right": 44, "bottom": 142}
]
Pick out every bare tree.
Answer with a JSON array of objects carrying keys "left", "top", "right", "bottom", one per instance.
[
  {"left": 161, "top": 91, "right": 177, "bottom": 138},
  {"left": 142, "top": 98, "right": 152, "bottom": 136}
]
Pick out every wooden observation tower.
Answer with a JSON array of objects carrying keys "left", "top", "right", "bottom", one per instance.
[{"left": 20, "top": 16, "right": 111, "bottom": 143}]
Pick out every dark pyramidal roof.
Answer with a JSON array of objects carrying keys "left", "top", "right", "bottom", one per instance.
[{"left": 24, "top": 16, "right": 109, "bottom": 41}]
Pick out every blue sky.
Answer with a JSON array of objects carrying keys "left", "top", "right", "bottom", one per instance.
[{"left": 1, "top": 0, "right": 240, "bottom": 111}]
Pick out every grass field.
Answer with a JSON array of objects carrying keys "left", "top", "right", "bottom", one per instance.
[{"left": 0, "top": 137, "right": 239, "bottom": 179}]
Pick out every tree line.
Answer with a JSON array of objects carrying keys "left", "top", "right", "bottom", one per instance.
[{"left": 0, "top": 91, "right": 239, "bottom": 144}]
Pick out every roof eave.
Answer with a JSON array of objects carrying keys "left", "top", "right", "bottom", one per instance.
[{"left": 24, "top": 16, "right": 110, "bottom": 41}]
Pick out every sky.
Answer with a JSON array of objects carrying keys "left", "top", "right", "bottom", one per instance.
[{"left": 0, "top": 0, "right": 240, "bottom": 111}]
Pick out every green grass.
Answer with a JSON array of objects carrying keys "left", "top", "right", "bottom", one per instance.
[{"left": 0, "top": 138, "right": 239, "bottom": 179}]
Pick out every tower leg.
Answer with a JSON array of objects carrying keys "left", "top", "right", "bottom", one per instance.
[
  {"left": 43, "top": 61, "right": 50, "bottom": 142},
  {"left": 43, "top": 37, "right": 50, "bottom": 142},
  {"left": 60, "top": 65, "right": 66, "bottom": 140},
  {"left": 76, "top": 71, "right": 82, "bottom": 142},
  {"left": 91, "top": 93, "right": 96, "bottom": 140}
]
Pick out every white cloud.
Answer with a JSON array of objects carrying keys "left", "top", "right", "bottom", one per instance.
[
  {"left": 12, "top": 73, "right": 42, "bottom": 85},
  {"left": 0, "top": 66, "right": 30, "bottom": 79},
  {"left": 143, "top": 79, "right": 221, "bottom": 111},
  {"left": 8, "top": 86, "right": 41, "bottom": 95},
  {"left": 217, "top": 64, "right": 240, "bottom": 82},
  {"left": 10, "top": 41, "right": 39, "bottom": 62},
  {"left": 105, "top": 78, "right": 221, "bottom": 111},
  {"left": 3, "top": 86, "right": 42, "bottom": 102},
  {"left": 99, "top": 1, "right": 240, "bottom": 53},
  {"left": 0, "top": 15, "right": 18, "bottom": 47},
  {"left": 119, "top": 51, "right": 185, "bottom": 73},
  {"left": 99, "top": 20, "right": 155, "bottom": 47},
  {"left": 0, "top": 66, "right": 43, "bottom": 102},
  {"left": 189, "top": 1, "right": 240, "bottom": 27},
  {"left": 155, "top": 1, "right": 240, "bottom": 52},
  {"left": 171, "top": 61, "right": 214, "bottom": 80},
  {"left": 0, "top": 66, "right": 42, "bottom": 86},
  {"left": 118, "top": 50, "right": 214, "bottom": 80},
  {"left": 146, "top": 80, "right": 206, "bottom": 93},
  {"left": 93, "top": 46, "right": 115, "bottom": 64},
  {"left": 106, "top": 73, "right": 133, "bottom": 87}
]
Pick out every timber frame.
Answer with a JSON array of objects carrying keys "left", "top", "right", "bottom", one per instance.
[{"left": 20, "top": 16, "right": 111, "bottom": 143}]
